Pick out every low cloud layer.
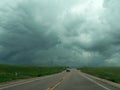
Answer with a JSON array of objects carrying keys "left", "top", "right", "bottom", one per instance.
[{"left": 0, "top": 0, "right": 120, "bottom": 66}]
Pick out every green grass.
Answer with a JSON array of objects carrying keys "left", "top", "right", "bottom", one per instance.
[
  {"left": 78, "top": 67, "right": 120, "bottom": 84},
  {"left": 0, "top": 64, "right": 66, "bottom": 83}
]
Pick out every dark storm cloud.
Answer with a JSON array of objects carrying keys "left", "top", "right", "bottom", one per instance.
[
  {"left": 0, "top": 0, "right": 60, "bottom": 65},
  {"left": 0, "top": 0, "right": 120, "bottom": 66}
]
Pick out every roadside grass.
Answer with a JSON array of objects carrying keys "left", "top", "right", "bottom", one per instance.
[
  {"left": 0, "top": 64, "right": 66, "bottom": 83},
  {"left": 77, "top": 67, "right": 120, "bottom": 84}
]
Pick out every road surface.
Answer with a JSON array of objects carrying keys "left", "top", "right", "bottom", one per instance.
[{"left": 0, "top": 69, "right": 120, "bottom": 90}]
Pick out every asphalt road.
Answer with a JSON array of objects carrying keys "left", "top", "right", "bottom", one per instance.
[{"left": 0, "top": 69, "right": 120, "bottom": 90}]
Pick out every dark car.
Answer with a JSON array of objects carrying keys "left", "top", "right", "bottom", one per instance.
[{"left": 66, "top": 69, "right": 70, "bottom": 72}]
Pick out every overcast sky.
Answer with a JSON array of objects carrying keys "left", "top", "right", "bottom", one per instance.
[{"left": 0, "top": 0, "right": 120, "bottom": 66}]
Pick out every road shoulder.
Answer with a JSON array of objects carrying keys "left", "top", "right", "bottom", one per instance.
[{"left": 79, "top": 71, "right": 120, "bottom": 89}]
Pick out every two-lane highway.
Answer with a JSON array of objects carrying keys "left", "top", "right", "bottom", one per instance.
[{"left": 0, "top": 69, "right": 120, "bottom": 90}]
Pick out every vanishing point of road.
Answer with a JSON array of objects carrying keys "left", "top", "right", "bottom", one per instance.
[{"left": 0, "top": 69, "right": 120, "bottom": 90}]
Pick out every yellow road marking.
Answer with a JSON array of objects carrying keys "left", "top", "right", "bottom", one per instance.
[
  {"left": 47, "top": 81, "right": 62, "bottom": 90},
  {"left": 46, "top": 75, "right": 67, "bottom": 90}
]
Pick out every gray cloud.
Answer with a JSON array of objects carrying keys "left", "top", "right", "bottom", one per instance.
[{"left": 0, "top": 0, "right": 120, "bottom": 66}]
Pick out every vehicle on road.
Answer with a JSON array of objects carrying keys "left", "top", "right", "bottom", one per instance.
[{"left": 66, "top": 69, "right": 70, "bottom": 72}]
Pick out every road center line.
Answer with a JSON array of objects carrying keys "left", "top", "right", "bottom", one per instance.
[
  {"left": 79, "top": 72, "right": 111, "bottom": 90},
  {"left": 46, "top": 75, "right": 67, "bottom": 90}
]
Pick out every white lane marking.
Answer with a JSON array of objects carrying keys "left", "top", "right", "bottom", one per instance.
[
  {"left": 0, "top": 73, "right": 65, "bottom": 90},
  {"left": 0, "top": 78, "right": 42, "bottom": 90},
  {"left": 79, "top": 72, "right": 111, "bottom": 90}
]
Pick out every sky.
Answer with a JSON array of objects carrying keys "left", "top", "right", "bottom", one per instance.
[{"left": 0, "top": 0, "right": 120, "bottom": 66}]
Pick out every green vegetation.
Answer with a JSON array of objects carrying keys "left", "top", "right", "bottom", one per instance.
[
  {"left": 0, "top": 64, "right": 66, "bottom": 83},
  {"left": 78, "top": 67, "right": 120, "bottom": 84}
]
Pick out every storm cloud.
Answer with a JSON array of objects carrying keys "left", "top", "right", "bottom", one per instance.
[{"left": 0, "top": 0, "right": 120, "bottom": 66}]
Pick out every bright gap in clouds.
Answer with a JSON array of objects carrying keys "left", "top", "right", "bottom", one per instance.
[{"left": 70, "top": 0, "right": 104, "bottom": 18}]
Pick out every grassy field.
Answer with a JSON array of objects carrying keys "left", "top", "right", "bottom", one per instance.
[
  {"left": 78, "top": 67, "right": 120, "bottom": 84},
  {"left": 0, "top": 64, "right": 66, "bottom": 83}
]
